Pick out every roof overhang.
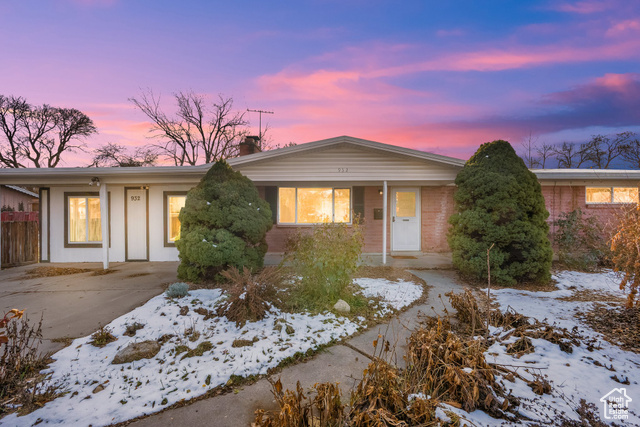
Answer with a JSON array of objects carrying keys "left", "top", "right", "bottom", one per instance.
[{"left": 533, "top": 169, "right": 640, "bottom": 184}]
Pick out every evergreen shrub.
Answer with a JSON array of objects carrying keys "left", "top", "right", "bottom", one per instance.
[
  {"left": 448, "top": 140, "right": 552, "bottom": 285},
  {"left": 165, "top": 282, "right": 189, "bottom": 298},
  {"left": 176, "top": 161, "right": 273, "bottom": 282}
]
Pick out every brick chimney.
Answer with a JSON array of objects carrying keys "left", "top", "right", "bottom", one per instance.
[{"left": 239, "top": 136, "right": 261, "bottom": 156}]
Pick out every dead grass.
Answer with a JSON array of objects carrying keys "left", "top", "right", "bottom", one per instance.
[
  {"left": 577, "top": 304, "right": 640, "bottom": 353},
  {"left": 90, "top": 268, "right": 117, "bottom": 276},
  {"left": 356, "top": 266, "right": 425, "bottom": 284},
  {"left": 24, "top": 266, "right": 92, "bottom": 278}
]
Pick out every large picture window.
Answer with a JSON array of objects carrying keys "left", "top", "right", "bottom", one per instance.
[
  {"left": 164, "top": 192, "right": 187, "bottom": 246},
  {"left": 278, "top": 187, "right": 351, "bottom": 224},
  {"left": 66, "top": 194, "right": 101, "bottom": 246},
  {"left": 586, "top": 187, "right": 638, "bottom": 204}
]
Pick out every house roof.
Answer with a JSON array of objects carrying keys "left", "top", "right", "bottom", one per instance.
[
  {"left": 533, "top": 169, "right": 640, "bottom": 182},
  {"left": 3, "top": 185, "right": 39, "bottom": 198},
  {"left": 227, "top": 135, "right": 467, "bottom": 168}
]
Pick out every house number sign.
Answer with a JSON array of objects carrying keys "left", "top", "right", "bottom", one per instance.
[
  {"left": 337, "top": 168, "right": 349, "bottom": 173},
  {"left": 131, "top": 195, "right": 141, "bottom": 201}
]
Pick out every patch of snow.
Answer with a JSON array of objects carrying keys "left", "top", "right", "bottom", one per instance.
[
  {"left": 463, "top": 270, "right": 640, "bottom": 426},
  {"left": 355, "top": 278, "right": 423, "bottom": 316}
]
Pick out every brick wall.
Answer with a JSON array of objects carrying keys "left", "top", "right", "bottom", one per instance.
[
  {"left": 421, "top": 186, "right": 456, "bottom": 252},
  {"left": 542, "top": 185, "right": 623, "bottom": 239}
]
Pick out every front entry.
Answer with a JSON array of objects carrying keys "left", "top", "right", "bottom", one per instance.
[
  {"left": 125, "top": 187, "right": 149, "bottom": 261},
  {"left": 391, "top": 188, "right": 421, "bottom": 251}
]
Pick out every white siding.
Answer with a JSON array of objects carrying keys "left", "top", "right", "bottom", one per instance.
[
  {"left": 50, "top": 184, "right": 194, "bottom": 263},
  {"left": 234, "top": 146, "right": 460, "bottom": 183}
]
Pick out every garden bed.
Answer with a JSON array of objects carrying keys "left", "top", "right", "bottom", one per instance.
[{"left": 1, "top": 277, "right": 424, "bottom": 426}]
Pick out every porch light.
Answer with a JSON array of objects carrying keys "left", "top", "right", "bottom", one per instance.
[
  {"left": 89, "top": 177, "right": 100, "bottom": 187},
  {"left": 379, "top": 189, "right": 383, "bottom": 195}
]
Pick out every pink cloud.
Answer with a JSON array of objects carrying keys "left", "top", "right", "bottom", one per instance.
[
  {"left": 552, "top": 0, "right": 611, "bottom": 14},
  {"left": 606, "top": 19, "right": 640, "bottom": 37}
]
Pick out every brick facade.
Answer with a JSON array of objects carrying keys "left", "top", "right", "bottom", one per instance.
[{"left": 259, "top": 184, "right": 626, "bottom": 255}]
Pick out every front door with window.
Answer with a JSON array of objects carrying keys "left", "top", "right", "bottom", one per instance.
[
  {"left": 391, "top": 188, "right": 420, "bottom": 251},
  {"left": 125, "top": 188, "right": 148, "bottom": 261}
]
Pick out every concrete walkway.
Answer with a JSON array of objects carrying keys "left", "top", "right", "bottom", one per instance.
[{"left": 130, "top": 270, "right": 466, "bottom": 427}]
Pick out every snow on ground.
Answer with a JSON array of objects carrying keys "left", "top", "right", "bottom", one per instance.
[
  {"left": 355, "top": 278, "right": 424, "bottom": 315},
  {"left": 458, "top": 270, "right": 640, "bottom": 426},
  {"left": 4, "top": 278, "right": 423, "bottom": 426}
]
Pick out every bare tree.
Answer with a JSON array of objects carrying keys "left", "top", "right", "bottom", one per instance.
[
  {"left": 0, "top": 95, "right": 96, "bottom": 168},
  {"left": 536, "top": 143, "right": 554, "bottom": 168},
  {"left": 551, "top": 142, "right": 589, "bottom": 168},
  {"left": 584, "top": 132, "right": 632, "bottom": 169},
  {"left": 621, "top": 133, "right": 640, "bottom": 169},
  {"left": 89, "top": 142, "right": 158, "bottom": 167},
  {"left": 130, "top": 90, "right": 248, "bottom": 165}
]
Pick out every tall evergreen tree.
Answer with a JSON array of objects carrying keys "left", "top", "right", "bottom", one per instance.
[
  {"left": 448, "top": 140, "right": 552, "bottom": 285},
  {"left": 176, "top": 161, "right": 272, "bottom": 282}
]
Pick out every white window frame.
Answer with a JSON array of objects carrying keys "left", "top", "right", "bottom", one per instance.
[
  {"left": 277, "top": 187, "right": 352, "bottom": 225},
  {"left": 585, "top": 186, "right": 639, "bottom": 204}
]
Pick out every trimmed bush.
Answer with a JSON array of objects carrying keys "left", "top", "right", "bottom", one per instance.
[
  {"left": 448, "top": 140, "right": 552, "bottom": 285},
  {"left": 284, "top": 221, "right": 364, "bottom": 309},
  {"left": 165, "top": 282, "right": 189, "bottom": 298},
  {"left": 554, "top": 208, "right": 610, "bottom": 271},
  {"left": 176, "top": 161, "right": 273, "bottom": 282}
]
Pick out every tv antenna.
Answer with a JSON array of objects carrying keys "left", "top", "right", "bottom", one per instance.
[{"left": 247, "top": 109, "right": 274, "bottom": 141}]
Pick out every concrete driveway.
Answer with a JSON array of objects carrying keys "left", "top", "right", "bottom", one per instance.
[{"left": 0, "top": 262, "right": 178, "bottom": 354}]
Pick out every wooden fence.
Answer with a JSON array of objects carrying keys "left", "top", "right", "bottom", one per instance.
[{"left": 1, "top": 212, "right": 39, "bottom": 267}]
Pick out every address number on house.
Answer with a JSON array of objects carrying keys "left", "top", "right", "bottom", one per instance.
[
  {"left": 338, "top": 168, "right": 349, "bottom": 173},
  {"left": 130, "top": 196, "right": 141, "bottom": 202}
]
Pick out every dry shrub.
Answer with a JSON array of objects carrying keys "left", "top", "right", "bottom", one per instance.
[
  {"left": 253, "top": 378, "right": 346, "bottom": 427},
  {"left": 1, "top": 315, "right": 61, "bottom": 416},
  {"left": 447, "top": 289, "right": 486, "bottom": 334},
  {"left": 610, "top": 205, "right": 640, "bottom": 307},
  {"left": 216, "top": 266, "right": 282, "bottom": 327},
  {"left": 89, "top": 325, "right": 117, "bottom": 347},
  {"left": 406, "top": 318, "right": 514, "bottom": 418}
]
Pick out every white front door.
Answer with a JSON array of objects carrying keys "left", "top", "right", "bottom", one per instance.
[
  {"left": 391, "top": 188, "right": 420, "bottom": 251},
  {"left": 126, "top": 188, "right": 148, "bottom": 261}
]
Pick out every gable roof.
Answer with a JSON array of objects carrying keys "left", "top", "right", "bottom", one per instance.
[
  {"left": 3, "top": 185, "right": 39, "bottom": 198},
  {"left": 227, "top": 135, "right": 466, "bottom": 168}
]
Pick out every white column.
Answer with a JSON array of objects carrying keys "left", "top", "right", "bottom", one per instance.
[
  {"left": 99, "top": 183, "right": 109, "bottom": 269},
  {"left": 382, "top": 180, "right": 387, "bottom": 265}
]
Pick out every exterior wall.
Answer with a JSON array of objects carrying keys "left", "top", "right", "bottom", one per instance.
[
  {"left": 1, "top": 187, "right": 37, "bottom": 212},
  {"left": 49, "top": 184, "right": 193, "bottom": 263},
  {"left": 542, "top": 185, "right": 625, "bottom": 239},
  {"left": 261, "top": 185, "right": 455, "bottom": 254},
  {"left": 421, "top": 186, "right": 455, "bottom": 252},
  {"left": 235, "top": 145, "right": 460, "bottom": 183}
]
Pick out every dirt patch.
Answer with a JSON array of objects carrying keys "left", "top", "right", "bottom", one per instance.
[
  {"left": 91, "top": 268, "right": 117, "bottom": 276},
  {"left": 559, "top": 289, "right": 625, "bottom": 304},
  {"left": 126, "top": 272, "right": 151, "bottom": 278},
  {"left": 577, "top": 303, "right": 640, "bottom": 353},
  {"left": 357, "top": 266, "right": 425, "bottom": 284},
  {"left": 24, "top": 266, "right": 93, "bottom": 278}
]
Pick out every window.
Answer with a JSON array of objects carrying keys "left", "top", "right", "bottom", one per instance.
[
  {"left": 586, "top": 187, "right": 638, "bottom": 204},
  {"left": 66, "top": 194, "right": 101, "bottom": 247},
  {"left": 164, "top": 192, "right": 187, "bottom": 246},
  {"left": 278, "top": 187, "right": 351, "bottom": 224}
]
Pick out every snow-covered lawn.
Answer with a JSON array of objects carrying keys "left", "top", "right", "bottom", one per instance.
[
  {"left": 4, "top": 278, "right": 423, "bottom": 426},
  {"left": 452, "top": 270, "right": 640, "bottom": 426}
]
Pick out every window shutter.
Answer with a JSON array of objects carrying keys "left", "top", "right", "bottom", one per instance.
[
  {"left": 264, "top": 186, "right": 278, "bottom": 223},
  {"left": 352, "top": 186, "right": 365, "bottom": 223}
]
